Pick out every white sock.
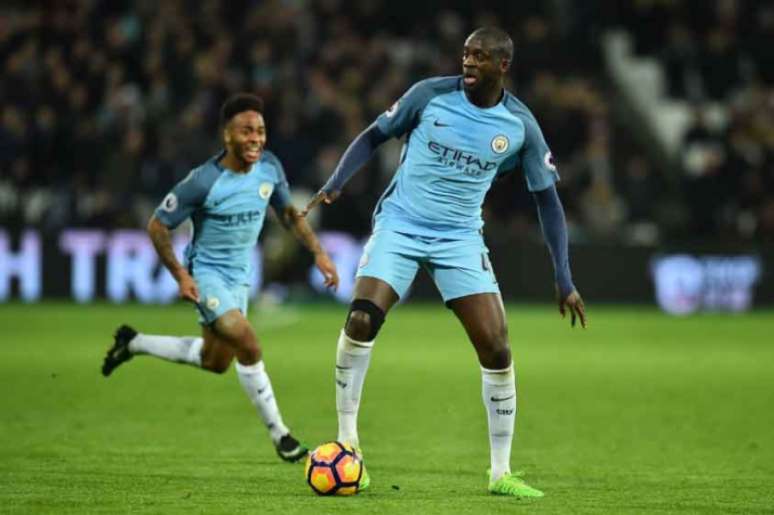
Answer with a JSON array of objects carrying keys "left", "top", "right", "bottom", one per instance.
[
  {"left": 235, "top": 360, "right": 289, "bottom": 443},
  {"left": 482, "top": 363, "right": 516, "bottom": 482},
  {"left": 335, "top": 329, "right": 374, "bottom": 448},
  {"left": 128, "top": 334, "right": 203, "bottom": 366}
]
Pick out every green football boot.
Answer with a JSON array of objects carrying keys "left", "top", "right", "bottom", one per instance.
[
  {"left": 356, "top": 448, "right": 370, "bottom": 491},
  {"left": 488, "top": 472, "right": 544, "bottom": 498}
]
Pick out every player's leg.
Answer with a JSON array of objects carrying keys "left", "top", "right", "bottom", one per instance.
[
  {"left": 199, "top": 324, "right": 235, "bottom": 373},
  {"left": 102, "top": 325, "right": 205, "bottom": 377},
  {"left": 334, "top": 275, "right": 400, "bottom": 491},
  {"left": 449, "top": 292, "right": 510, "bottom": 368},
  {"left": 101, "top": 320, "right": 244, "bottom": 376},
  {"left": 209, "top": 307, "right": 306, "bottom": 461},
  {"left": 449, "top": 293, "right": 514, "bottom": 479},
  {"left": 102, "top": 274, "right": 241, "bottom": 376},
  {"left": 449, "top": 293, "right": 542, "bottom": 497},
  {"left": 432, "top": 240, "right": 542, "bottom": 497},
  {"left": 336, "top": 230, "right": 418, "bottom": 450},
  {"left": 336, "top": 276, "right": 400, "bottom": 449},
  {"left": 448, "top": 293, "right": 514, "bottom": 479}
]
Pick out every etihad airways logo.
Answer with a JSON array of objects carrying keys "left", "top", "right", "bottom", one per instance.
[
  {"left": 427, "top": 141, "right": 497, "bottom": 177},
  {"left": 210, "top": 210, "right": 262, "bottom": 226}
]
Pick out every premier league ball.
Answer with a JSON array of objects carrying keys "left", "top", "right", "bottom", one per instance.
[{"left": 304, "top": 441, "right": 363, "bottom": 495}]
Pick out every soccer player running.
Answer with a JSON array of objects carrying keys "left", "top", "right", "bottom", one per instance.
[
  {"left": 102, "top": 94, "right": 339, "bottom": 462},
  {"left": 302, "top": 28, "right": 586, "bottom": 497}
]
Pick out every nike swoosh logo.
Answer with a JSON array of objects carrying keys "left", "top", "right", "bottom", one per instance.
[
  {"left": 258, "top": 387, "right": 267, "bottom": 394},
  {"left": 490, "top": 394, "right": 515, "bottom": 402},
  {"left": 433, "top": 120, "right": 450, "bottom": 127}
]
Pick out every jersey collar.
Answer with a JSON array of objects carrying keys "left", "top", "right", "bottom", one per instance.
[{"left": 457, "top": 77, "right": 506, "bottom": 111}]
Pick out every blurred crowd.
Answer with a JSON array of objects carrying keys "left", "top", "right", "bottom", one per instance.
[
  {"left": 613, "top": 0, "right": 774, "bottom": 240},
  {"left": 0, "top": 0, "right": 771, "bottom": 243}
]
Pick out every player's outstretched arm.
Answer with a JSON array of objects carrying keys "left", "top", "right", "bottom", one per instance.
[
  {"left": 278, "top": 206, "right": 339, "bottom": 290},
  {"left": 302, "top": 190, "right": 340, "bottom": 217},
  {"left": 532, "top": 185, "right": 586, "bottom": 328},
  {"left": 557, "top": 288, "right": 586, "bottom": 329},
  {"left": 301, "top": 123, "right": 389, "bottom": 216},
  {"left": 147, "top": 216, "right": 199, "bottom": 303}
]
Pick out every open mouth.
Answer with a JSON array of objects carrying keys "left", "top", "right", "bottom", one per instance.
[
  {"left": 244, "top": 146, "right": 262, "bottom": 161},
  {"left": 463, "top": 71, "right": 478, "bottom": 87}
]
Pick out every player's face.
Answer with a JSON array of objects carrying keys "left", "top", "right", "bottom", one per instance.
[
  {"left": 462, "top": 36, "right": 506, "bottom": 92},
  {"left": 225, "top": 111, "right": 266, "bottom": 165}
]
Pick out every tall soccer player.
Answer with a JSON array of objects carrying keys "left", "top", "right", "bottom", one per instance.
[
  {"left": 303, "top": 28, "right": 586, "bottom": 496},
  {"left": 102, "top": 93, "right": 339, "bottom": 462}
]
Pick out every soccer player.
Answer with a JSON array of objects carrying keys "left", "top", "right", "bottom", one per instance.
[
  {"left": 102, "top": 93, "right": 339, "bottom": 462},
  {"left": 303, "top": 27, "right": 586, "bottom": 497}
]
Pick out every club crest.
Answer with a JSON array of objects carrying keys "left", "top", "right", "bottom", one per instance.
[
  {"left": 491, "top": 135, "right": 509, "bottom": 154},
  {"left": 206, "top": 296, "right": 220, "bottom": 310},
  {"left": 259, "top": 182, "right": 274, "bottom": 199}
]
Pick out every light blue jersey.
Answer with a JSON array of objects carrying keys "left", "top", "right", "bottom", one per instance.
[
  {"left": 155, "top": 150, "right": 291, "bottom": 286},
  {"left": 373, "top": 76, "right": 559, "bottom": 238}
]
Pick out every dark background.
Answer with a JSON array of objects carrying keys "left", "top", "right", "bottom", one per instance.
[{"left": 1, "top": 0, "right": 772, "bottom": 305}]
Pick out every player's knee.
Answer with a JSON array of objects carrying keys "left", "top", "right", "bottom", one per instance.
[
  {"left": 236, "top": 336, "right": 261, "bottom": 364},
  {"left": 344, "top": 299, "right": 385, "bottom": 342},
  {"left": 345, "top": 311, "right": 372, "bottom": 341},
  {"left": 486, "top": 344, "right": 512, "bottom": 370},
  {"left": 479, "top": 326, "right": 511, "bottom": 369},
  {"left": 201, "top": 353, "right": 232, "bottom": 374},
  {"left": 209, "top": 360, "right": 232, "bottom": 374}
]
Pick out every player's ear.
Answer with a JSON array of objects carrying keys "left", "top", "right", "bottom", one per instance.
[
  {"left": 500, "top": 58, "right": 511, "bottom": 73},
  {"left": 223, "top": 127, "right": 231, "bottom": 144}
]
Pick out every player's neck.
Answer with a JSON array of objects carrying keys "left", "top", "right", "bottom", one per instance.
[
  {"left": 464, "top": 84, "right": 504, "bottom": 109},
  {"left": 219, "top": 151, "right": 250, "bottom": 173}
]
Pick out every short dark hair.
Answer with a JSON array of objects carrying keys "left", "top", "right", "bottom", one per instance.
[
  {"left": 220, "top": 93, "right": 264, "bottom": 126},
  {"left": 469, "top": 27, "right": 514, "bottom": 63}
]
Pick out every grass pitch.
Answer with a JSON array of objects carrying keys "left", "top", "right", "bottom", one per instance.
[{"left": 1, "top": 302, "right": 773, "bottom": 514}]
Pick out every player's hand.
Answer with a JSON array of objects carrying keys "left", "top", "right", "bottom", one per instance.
[
  {"left": 315, "top": 251, "right": 339, "bottom": 290},
  {"left": 557, "top": 288, "right": 586, "bottom": 328},
  {"left": 301, "top": 190, "right": 340, "bottom": 217},
  {"left": 178, "top": 271, "right": 200, "bottom": 303}
]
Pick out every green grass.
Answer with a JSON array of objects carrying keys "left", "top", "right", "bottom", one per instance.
[{"left": 1, "top": 302, "right": 773, "bottom": 514}]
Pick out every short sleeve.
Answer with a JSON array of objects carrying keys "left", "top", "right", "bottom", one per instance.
[
  {"left": 520, "top": 114, "right": 560, "bottom": 192},
  {"left": 268, "top": 156, "right": 292, "bottom": 211},
  {"left": 375, "top": 81, "right": 434, "bottom": 138},
  {"left": 154, "top": 168, "right": 210, "bottom": 229}
]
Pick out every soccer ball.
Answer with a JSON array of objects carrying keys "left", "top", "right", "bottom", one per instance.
[{"left": 304, "top": 441, "right": 363, "bottom": 495}]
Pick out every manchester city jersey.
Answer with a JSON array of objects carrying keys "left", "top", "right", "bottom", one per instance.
[
  {"left": 373, "top": 76, "right": 559, "bottom": 238},
  {"left": 154, "top": 150, "right": 291, "bottom": 285}
]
